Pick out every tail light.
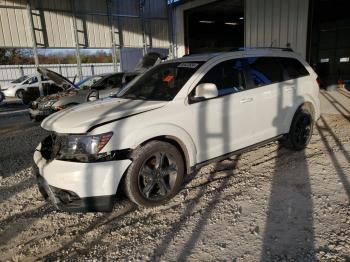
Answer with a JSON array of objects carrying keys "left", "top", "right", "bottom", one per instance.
[{"left": 316, "top": 77, "right": 321, "bottom": 88}]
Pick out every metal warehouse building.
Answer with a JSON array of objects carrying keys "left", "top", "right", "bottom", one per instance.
[
  {"left": 0, "top": 0, "right": 349, "bottom": 87},
  {"left": 170, "top": 0, "right": 349, "bottom": 88}
]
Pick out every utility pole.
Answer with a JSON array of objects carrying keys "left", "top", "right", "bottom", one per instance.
[
  {"left": 106, "top": 0, "right": 118, "bottom": 72},
  {"left": 26, "top": 0, "right": 43, "bottom": 96},
  {"left": 140, "top": 0, "right": 148, "bottom": 56},
  {"left": 167, "top": 1, "right": 175, "bottom": 59},
  {"left": 71, "top": 0, "right": 83, "bottom": 80}
]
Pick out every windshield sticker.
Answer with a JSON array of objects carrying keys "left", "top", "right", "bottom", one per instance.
[
  {"left": 178, "top": 63, "right": 199, "bottom": 68},
  {"left": 163, "top": 75, "right": 174, "bottom": 83}
]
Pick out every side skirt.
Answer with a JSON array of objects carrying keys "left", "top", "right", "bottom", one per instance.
[{"left": 191, "top": 135, "right": 285, "bottom": 172}]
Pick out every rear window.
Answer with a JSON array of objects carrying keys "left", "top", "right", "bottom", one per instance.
[
  {"left": 279, "top": 57, "right": 310, "bottom": 79},
  {"left": 245, "top": 57, "right": 285, "bottom": 87}
]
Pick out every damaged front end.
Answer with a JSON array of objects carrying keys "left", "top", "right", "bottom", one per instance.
[
  {"left": 29, "top": 90, "right": 79, "bottom": 121},
  {"left": 33, "top": 134, "right": 124, "bottom": 212}
]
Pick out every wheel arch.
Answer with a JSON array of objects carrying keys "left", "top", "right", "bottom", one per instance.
[
  {"left": 287, "top": 101, "right": 316, "bottom": 133},
  {"left": 15, "top": 88, "right": 25, "bottom": 95},
  {"left": 114, "top": 123, "right": 197, "bottom": 175}
]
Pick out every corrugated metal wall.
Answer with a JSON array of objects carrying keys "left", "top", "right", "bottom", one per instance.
[
  {"left": 0, "top": 0, "right": 170, "bottom": 50},
  {"left": 0, "top": 0, "right": 171, "bottom": 74},
  {"left": 0, "top": 0, "right": 32, "bottom": 47},
  {"left": 245, "top": 0, "right": 309, "bottom": 58}
]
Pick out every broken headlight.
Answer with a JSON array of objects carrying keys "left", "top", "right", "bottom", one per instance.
[
  {"left": 56, "top": 132, "right": 113, "bottom": 162},
  {"left": 44, "top": 100, "right": 57, "bottom": 108}
]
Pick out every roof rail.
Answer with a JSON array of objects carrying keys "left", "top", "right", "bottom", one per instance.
[{"left": 231, "top": 47, "right": 294, "bottom": 52}]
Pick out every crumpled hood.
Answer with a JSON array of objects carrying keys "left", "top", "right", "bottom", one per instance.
[
  {"left": 36, "top": 89, "right": 79, "bottom": 104},
  {"left": 41, "top": 97, "right": 167, "bottom": 134}
]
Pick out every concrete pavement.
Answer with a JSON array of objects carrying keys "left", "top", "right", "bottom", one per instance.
[{"left": 320, "top": 88, "right": 350, "bottom": 116}]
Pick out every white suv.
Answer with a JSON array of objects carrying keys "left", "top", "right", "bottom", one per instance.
[{"left": 34, "top": 49, "right": 320, "bottom": 212}]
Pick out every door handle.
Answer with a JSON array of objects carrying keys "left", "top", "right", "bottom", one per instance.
[
  {"left": 285, "top": 87, "right": 294, "bottom": 93},
  {"left": 240, "top": 98, "right": 253, "bottom": 103}
]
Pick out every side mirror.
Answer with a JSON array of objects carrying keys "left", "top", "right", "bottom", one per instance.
[
  {"left": 191, "top": 83, "right": 218, "bottom": 103},
  {"left": 86, "top": 89, "right": 99, "bottom": 102}
]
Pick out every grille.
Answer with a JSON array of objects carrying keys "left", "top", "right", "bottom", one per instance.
[
  {"left": 38, "top": 103, "right": 50, "bottom": 110},
  {"left": 52, "top": 135, "right": 65, "bottom": 158}
]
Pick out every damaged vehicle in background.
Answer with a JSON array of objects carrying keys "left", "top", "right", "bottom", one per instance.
[
  {"left": 1, "top": 74, "right": 54, "bottom": 100},
  {"left": 33, "top": 48, "right": 320, "bottom": 212},
  {"left": 28, "top": 52, "right": 165, "bottom": 121}
]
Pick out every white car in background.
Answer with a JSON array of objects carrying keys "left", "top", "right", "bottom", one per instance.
[
  {"left": 34, "top": 48, "right": 320, "bottom": 212},
  {"left": 1, "top": 74, "right": 52, "bottom": 99}
]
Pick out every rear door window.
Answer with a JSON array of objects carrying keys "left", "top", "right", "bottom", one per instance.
[
  {"left": 279, "top": 57, "right": 310, "bottom": 79},
  {"left": 245, "top": 57, "right": 285, "bottom": 87}
]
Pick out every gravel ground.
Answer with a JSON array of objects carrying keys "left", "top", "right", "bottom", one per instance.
[{"left": 0, "top": 112, "right": 349, "bottom": 261}]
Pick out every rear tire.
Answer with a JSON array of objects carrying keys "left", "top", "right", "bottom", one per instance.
[
  {"left": 124, "top": 141, "right": 184, "bottom": 207},
  {"left": 282, "top": 107, "right": 314, "bottom": 151}
]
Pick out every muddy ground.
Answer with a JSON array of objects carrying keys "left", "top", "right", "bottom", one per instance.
[{"left": 0, "top": 102, "right": 349, "bottom": 261}]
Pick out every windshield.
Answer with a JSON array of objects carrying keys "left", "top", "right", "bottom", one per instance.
[
  {"left": 77, "top": 76, "right": 103, "bottom": 90},
  {"left": 12, "top": 75, "right": 28, "bottom": 83},
  {"left": 118, "top": 62, "right": 204, "bottom": 101}
]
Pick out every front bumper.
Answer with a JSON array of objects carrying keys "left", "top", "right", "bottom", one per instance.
[
  {"left": 33, "top": 143, "right": 132, "bottom": 212},
  {"left": 28, "top": 108, "right": 53, "bottom": 120},
  {"left": 3, "top": 88, "right": 15, "bottom": 97}
]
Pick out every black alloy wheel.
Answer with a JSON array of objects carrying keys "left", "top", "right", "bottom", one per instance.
[
  {"left": 123, "top": 141, "right": 184, "bottom": 207},
  {"left": 283, "top": 107, "right": 314, "bottom": 151},
  {"left": 138, "top": 152, "right": 178, "bottom": 201},
  {"left": 293, "top": 113, "right": 312, "bottom": 147}
]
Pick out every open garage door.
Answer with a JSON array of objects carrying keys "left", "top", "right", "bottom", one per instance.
[
  {"left": 184, "top": 0, "right": 244, "bottom": 54},
  {"left": 310, "top": 0, "right": 350, "bottom": 89}
]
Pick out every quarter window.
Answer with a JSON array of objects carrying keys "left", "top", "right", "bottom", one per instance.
[
  {"left": 199, "top": 59, "right": 246, "bottom": 97},
  {"left": 245, "top": 57, "right": 285, "bottom": 87},
  {"left": 279, "top": 57, "right": 310, "bottom": 79}
]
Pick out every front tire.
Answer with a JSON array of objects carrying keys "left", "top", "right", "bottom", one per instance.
[
  {"left": 16, "top": 89, "right": 25, "bottom": 99},
  {"left": 124, "top": 141, "right": 184, "bottom": 207},
  {"left": 283, "top": 107, "right": 314, "bottom": 151}
]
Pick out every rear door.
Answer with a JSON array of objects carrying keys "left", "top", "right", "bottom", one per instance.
[
  {"left": 278, "top": 57, "right": 312, "bottom": 130},
  {"left": 244, "top": 56, "right": 288, "bottom": 141}
]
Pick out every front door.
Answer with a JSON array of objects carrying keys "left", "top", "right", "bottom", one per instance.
[{"left": 189, "top": 58, "right": 258, "bottom": 163}]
